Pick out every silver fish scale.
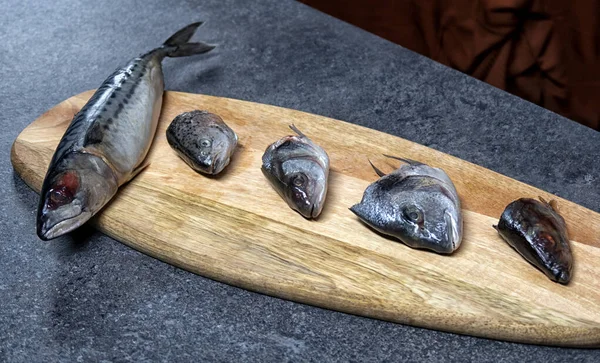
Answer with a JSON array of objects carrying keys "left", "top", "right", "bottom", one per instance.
[
  {"left": 394, "top": 164, "right": 459, "bottom": 203},
  {"left": 264, "top": 135, "right": 329, "bottom": 172}
]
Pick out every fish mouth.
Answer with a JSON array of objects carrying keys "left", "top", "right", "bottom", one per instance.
[
  {"left": 192, "top": 155, "right": 229, "bottom": 175},
  {"left": 310, "top": 203, "right": 321, "bottom": 219},
  {"left": 189, "top": 160, "right": 213, "bottom": 175},
  {"left": 204, "top": 163, "right": 215, "bottom": 175},
  {"left": 294, "top": 203, "right": 320, "bottom": 219},
  {"left": 37, "top": 211, "right": 92, "bottom": 241},
  {"left": 304, "top": 203, "right": 322, "bottom": 219},
  {"left": 554, "top": 269, "right": 571, "bottom": 285},
  {"left": 444, "top": 209, "right": 461, "bottom": 252},
  {"left": 211, "top": 156, "right": 230, "bottom": 175}
]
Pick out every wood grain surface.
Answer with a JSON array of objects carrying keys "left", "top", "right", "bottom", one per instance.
[{"left": 11, "top": 90, "right": 600, "bottom": 347}]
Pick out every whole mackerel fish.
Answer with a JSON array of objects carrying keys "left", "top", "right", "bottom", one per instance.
[{"left": 36, "top": 22, "right": 215, "bottom": 240}]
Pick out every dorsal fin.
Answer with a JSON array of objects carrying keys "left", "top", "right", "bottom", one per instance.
[
  {"left": 383, "top": 154, "right": 423, "bottom": 165},
  {"left": 289, "top": 124, "right": 307, "bottom": 138},
  {"left": 368, "top": 159, "right": 386, "bottom": 177}
]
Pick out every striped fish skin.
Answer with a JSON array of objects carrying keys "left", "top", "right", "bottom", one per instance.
[{"left": 36, "top": 23, "right": 215, "bottom": 240}]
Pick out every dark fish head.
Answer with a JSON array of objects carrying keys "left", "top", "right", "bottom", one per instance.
[
  {"left": 37, "top": 153, "right": 118, "bottom": 240},
  {"left": 496, "top": 198, "right": 573, "bottom": 284},
  {"left": 351, "top": 181, "right": 462, "bottom": 254}
]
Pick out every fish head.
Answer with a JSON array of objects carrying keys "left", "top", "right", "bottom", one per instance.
[
  {"left": 497, "top": 198, "right": 573, "bottom": 284},
  {"left": 284, "top": 167, "right": 327, "bottom": 219},
  {"left": 37, "top": 152, "right": 118, "bottom": 240},
  {"left": 351, "top": 184, "right": 462, "bottom": 254},
  {"left": 262, "top": 133, "right": 329, "bottom": 219},
  {"left": 166, "top": 111, "right": 238, "bottom": 176}
]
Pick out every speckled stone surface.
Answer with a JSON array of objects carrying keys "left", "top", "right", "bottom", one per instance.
[{"left": 1, "top": 0, "right": 599, "bottom": 361}]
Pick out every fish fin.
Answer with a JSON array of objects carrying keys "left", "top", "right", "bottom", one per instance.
[
  {"left": 368, "top": 159, "right": 386, "bottom": 177},
  {"left": 549, "top": 200, "right": 560, "bottom": 212},
  {"left": 539, "top": 196, "right": 559, "bottom": 212},
  {"left": 492, "top": 224, "right": 498, "bottom": 231},
  {"left": 123, "top": 162, "right": 151, "bottom": 184},
  {"left": 383, "top": 154, "right": 423, "bottom": 165},
  {"left": 166, "top": 42, "right": 216, "bottom": 57},
  {"left": 84, "top": 122, "right": 104, "bottom": 145},
  {"left": 164, "top": 22, "right": 203, "bottom": 46},
  {"left": 163, "top": 22, "right": 216, "bottom": 58},
  {"left": 289, "top": 124, "right": 307, "bottom": 138}
]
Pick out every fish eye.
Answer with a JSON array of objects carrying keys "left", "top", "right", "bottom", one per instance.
[
  {"left": 292, "top": 173, "right": 307, "bottom": 187},
  {"left": 200, "top": 139, "right": 211, "bottom": 148},
  {"left": 47, "top": 187, "right": 74, "bottom": 209},
  {"left": 50, "top": 189, "right": 69, "bottom": 203},
  {"left": 403, "top": 205, "right": 424, "bottom": 224}
]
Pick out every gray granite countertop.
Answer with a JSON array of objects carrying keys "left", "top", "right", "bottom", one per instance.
[{"left": 2, "top": 0, "right": 599, "bottom": 361}]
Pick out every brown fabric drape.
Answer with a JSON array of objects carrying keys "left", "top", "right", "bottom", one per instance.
[{"left": 300, "top": 0, "right": 600, "bottom": 130}]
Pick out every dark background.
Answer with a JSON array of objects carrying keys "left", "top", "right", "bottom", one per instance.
[
  {"left": 1, "top": 0, "right": 599, "bottom": 361},
  {"left": 299, "top": 0, "right": 600, "bottom": 130}
]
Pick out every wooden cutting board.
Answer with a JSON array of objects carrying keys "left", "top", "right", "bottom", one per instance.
[{"left": 11, "top": 90, "right": 600, "bottom": 347}]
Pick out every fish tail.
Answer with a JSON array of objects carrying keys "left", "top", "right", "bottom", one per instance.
[{"left": 163, "top": 22, "right": 216, "bottom": 58}]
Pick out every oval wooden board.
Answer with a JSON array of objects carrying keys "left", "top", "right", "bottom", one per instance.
[{"left": 11, "top": 90, "right": 600, "bottom": 347}]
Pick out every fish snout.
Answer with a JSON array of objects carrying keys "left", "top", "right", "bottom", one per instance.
[
  {"left": 554, "top": 269, "right": 571, "bottom": 284},
  {"left": 36, "top": 203, "right": 88, "bottom": 241},
  {"left": 194, "top": 153, "right": 215, "bottom": 174},
  {"left": 211, "top": 154, "right": 231, "bottom": 175},
  {"left": 294, "top": 201, "right": 312, "bottom": 219},
  {"left": 310, "top": 202, "right": 322, "bottom": 219},
  {"left": 194, "top": 152, "right": 231, "bottom": 175},
  {"left": 36, "top": 214, "right": 53, "bottom": 241},
  {"left": 295, "top": 201, "right": 323, "bottom": 219},
  {"left": 444, "top": 209, "right": 462, "bottom": 253}
]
